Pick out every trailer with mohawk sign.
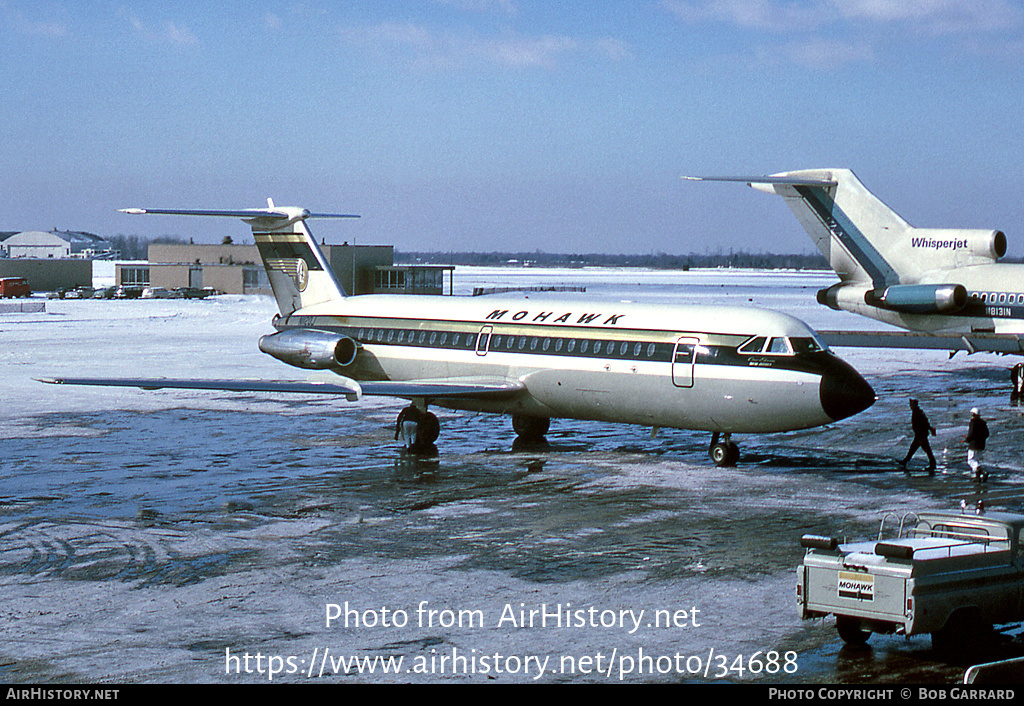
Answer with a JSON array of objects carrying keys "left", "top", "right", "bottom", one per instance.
[{"left": 797, "top": 507, "right": 1024, "bottom": 650}]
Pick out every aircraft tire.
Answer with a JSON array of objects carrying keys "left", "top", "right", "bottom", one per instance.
[
  {"left": 710, "top": 441, "right": 739, "bottom": 467},
  {"left": 418, "top": 412, "right": 440, "bottom": 446},
  {"left": 512, "top": 414, "right": 550, "bottom": 442}
]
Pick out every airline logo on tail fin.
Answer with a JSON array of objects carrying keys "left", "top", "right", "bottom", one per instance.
[{"left": 266, "top": 255, "right": 308, "bottom": 291}]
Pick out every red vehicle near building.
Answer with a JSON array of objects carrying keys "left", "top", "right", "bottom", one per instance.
[{"left": 0, "top": 277, "right": 31, "bottom": 298}]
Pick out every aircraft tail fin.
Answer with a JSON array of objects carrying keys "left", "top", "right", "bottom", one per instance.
[
  {"left": 685, "top": 170, "right": 1005, "bottom": 288},
  {"left": 121, "top": 201, "right": 359, "bottom": 316}
]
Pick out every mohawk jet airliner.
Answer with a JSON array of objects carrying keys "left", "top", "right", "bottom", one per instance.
[
  {"left": 687, "top": 170, "right": 1024, "bottom": 355},
  {"left": 41, "top": 201, "right": 875, "bottom": 466}
]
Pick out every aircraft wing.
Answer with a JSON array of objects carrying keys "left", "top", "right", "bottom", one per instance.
[
  {"left": 818, "top": 331, "right": 1024, "bottom": 355},
  {"left": 37, "top": 377, "right": 525, "bottom": 402}
]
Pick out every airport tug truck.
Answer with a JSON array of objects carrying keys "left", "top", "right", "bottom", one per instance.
[{"left": 797, "top": 509, "right": 1024, "bottom": 649}]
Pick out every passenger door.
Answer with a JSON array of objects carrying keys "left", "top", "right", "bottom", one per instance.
[{"left": 671, "top": 337, "right": 698, "bottom": 388}]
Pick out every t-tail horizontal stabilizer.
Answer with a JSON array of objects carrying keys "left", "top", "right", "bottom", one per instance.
[{"left": 121, "top": 199, "right": 360, "bottom": 317}]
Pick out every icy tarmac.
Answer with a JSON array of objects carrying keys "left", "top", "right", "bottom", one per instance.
[{"left": 3, "top": 268, "right": 1024, "bottom": 684}]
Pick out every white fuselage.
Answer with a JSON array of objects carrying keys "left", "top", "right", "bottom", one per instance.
[{"left": 277, "top": 292, "right": 875, "bottom": 434}]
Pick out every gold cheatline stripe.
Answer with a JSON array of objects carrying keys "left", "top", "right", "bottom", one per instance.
[{"left": 253, "top": 232, "right": 306, "bottom": 241}]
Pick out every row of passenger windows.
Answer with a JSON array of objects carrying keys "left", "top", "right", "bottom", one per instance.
[
  {"left": 973, "top": 291, "right": 1024, "bottom": 305},
  {"left": 347, "top": 327, "right": 818, "bottom": 361},
  {"left": 353, "top": 327, "right": 675, "bottom": 361}
]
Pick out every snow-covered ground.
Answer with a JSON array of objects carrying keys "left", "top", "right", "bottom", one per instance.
[{"left": 2, "top": 268, "right": 1021, "bottom": 684}]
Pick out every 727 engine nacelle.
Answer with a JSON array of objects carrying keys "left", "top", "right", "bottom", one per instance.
[
  {"left": 867, "top": 283, "right": 968, "bottom": 315},
  {"left": 258, "top": 329, "right": 359, "bottom": 370}
]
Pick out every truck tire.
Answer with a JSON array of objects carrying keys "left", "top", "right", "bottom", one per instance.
[
  {"left": 836, "top": 616, "right": 871, "bottom": 645},
  {"left": 931, "top": 610, "right": 991, "bottom": 653}
]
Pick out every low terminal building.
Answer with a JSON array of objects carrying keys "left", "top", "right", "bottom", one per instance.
[{"left": 117, "top": 243, "right": 453, "bottom": 296}]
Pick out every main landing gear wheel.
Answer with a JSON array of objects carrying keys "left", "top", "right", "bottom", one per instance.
[
  {"left": 512, "top": 414, "right": 550, "bottom": 444},
  {"left": 419, "top": 411, "right": 440, "bottom": 446},
  {"left": 709, "top": 432, "right": 740, "bottom": 467}
]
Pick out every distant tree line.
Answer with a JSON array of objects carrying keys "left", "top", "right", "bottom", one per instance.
[
  {"left": 107, "top": 234, "right": 187, "bottom": 260},
  {"left": 396, "top": 250, "right": 831, "bottom": 270},
  {"left": 106, "top": 238, "right": 1024, "bottom": 269}
]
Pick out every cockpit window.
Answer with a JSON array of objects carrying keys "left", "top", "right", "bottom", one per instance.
[
  {"left": 740, "top": 335, "right": 823, "bottom": 356},
  {"left": 740, "top": 335, "right": 815, "bottom": 356},
  {"left": 738, "top": 336, "right": 767, "bottom": 354},
  {"left": 789, "top": 337, "right": 824, "bottom": 355}
]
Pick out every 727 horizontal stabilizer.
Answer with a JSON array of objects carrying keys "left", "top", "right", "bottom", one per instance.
[
  {"left": 818, "top": 331, "right": 1024, "bottom": 355},
  {"left": 682, "top": 175, "right": 838, "bottom": 187}
]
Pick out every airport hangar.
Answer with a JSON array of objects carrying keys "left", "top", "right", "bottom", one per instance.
[{"left": 0, "top": 230, "right": 112, "bottom": 291}]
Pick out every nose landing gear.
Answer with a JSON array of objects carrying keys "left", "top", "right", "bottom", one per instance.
[{"left": 709, "top": 432, "right": 740, "bottom": 467}]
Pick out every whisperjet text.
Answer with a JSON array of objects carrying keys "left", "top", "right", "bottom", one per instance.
[{"left": 911, "top": 237, "right": 968, "bottom": 250}]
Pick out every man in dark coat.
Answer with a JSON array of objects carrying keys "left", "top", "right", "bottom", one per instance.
[{"left": 899, "top": 398, "right": 936, "bottom": 473}]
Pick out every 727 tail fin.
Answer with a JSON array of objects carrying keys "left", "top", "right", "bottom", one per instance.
[
  {"left": 685, "top": 170, "right": 1005, "bottom": 289},
  {"left": 121, "top": 201, "right": 358, "bottom": 316}
]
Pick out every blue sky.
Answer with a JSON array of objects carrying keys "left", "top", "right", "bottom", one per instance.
[{"left": 2, "top": 1, "right": 1023, "bottom": 255}]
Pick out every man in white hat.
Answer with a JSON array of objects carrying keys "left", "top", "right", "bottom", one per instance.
[{"left": 963, "top": 408, "right": 990, "bottom": 482}]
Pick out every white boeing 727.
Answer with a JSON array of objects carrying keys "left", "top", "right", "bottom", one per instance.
[
  {"left": 41, "top": 201, "right": 875, "bottom": 466},
  {"left": 687, "top": 170, "right": 1024, "bottom": 355}
]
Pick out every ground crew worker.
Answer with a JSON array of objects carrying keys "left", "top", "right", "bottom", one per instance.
[
  {"left": 395, "top": 405, "right": 423, "bottom": 450},
  {"left": 964, "top": 407, "right": 990, "bottom": 482},
  {"left": 899, "top": 398, "right": 936, "bottom": 473},
  {"left": 1012, "top": 363, "right": 1024, "bottom": 405}
]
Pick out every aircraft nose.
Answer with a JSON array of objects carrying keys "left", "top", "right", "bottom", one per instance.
[{"left": 819, "top": 356, "right": 876, "bottom": 421}]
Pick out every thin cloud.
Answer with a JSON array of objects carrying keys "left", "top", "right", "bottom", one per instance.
[
  {"left": 262, "top": 12, "right": 283, "bottom": 32},
  {"left": 661, "top": 0, "right": 1023, "bottom": 35},
  {"left": 338, "top": 22, "right": 629, "bottom": 70},
  {"left": 661, "top": 0, "right": 1023, "bottom": 66},
  {"left": 838, "top": 0, "right": 1023, "bottom": 35},
  {"left": 1, "top": 2, "right": 71, "bottom": 38},
  {"left": 432, "top": 0, "right": 519, "bottom": 17},
  {"left": 770, "top": 37, "right": 875, "bottom": 68},
  {"left": 660, "top": 0, "right": 834, "bottom": 33},
  {"left": 122, "top": 11, "right": 199, "bottom": 47}
]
